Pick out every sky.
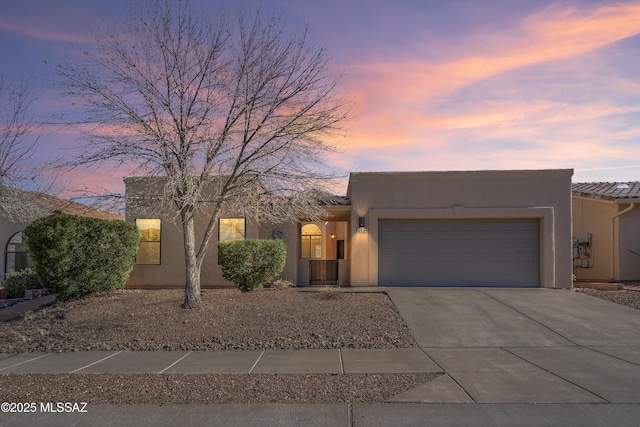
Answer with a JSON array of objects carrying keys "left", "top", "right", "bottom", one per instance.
[{"left": 1, "top": 0, "right": 639, "bottom": 197}]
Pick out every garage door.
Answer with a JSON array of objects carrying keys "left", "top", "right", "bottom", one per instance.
[{"left": 379, "top": 219, "right": 539, "bottom": 287}]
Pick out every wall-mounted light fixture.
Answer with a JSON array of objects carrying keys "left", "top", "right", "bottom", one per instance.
[
  {"left": 357, "top": 216, "right": 367, "bottom": 234},
  {"left": 330, "top": 233, "right": 335, "bottom": 239}
]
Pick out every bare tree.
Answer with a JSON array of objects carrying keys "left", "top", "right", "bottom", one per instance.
[
  {"left": 57, "top": 0, "right": 350, "bottom": 308},
  {"left": 0, "top": 72, "right": 46, "bottom": 221}
]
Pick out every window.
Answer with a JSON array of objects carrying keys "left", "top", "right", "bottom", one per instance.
[
  {"left": 136, "top": 219, "right": 161, "bottom": 264},
  {"left": 5, "top": 231, "right": 32, "bottom": 274},
  {"left": 220, "top": 218, "right": 245, "bottom": 241},
  {"left": 301, "top": 224, "right": 322, "bottom": 259}
]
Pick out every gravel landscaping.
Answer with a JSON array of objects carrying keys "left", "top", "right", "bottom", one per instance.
[
  {"left": 0, "top": 373, "right": 439, "bottom": 404},
  {"left": 573, "top": 288, "right": 640, "bottom": 310},
  {"left": 0, "top": 288, "right": 433, "bottom": 404},
  {"left": 0, "top": 288, "right": 416, "bottom": 352}
]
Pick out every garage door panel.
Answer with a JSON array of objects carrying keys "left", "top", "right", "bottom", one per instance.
[{"left": 379, "top": 219, "right": 540, "bottom": 287}]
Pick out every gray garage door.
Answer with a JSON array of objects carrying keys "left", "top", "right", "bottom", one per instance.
[{"left": 379, "top": 219, "right": 539, "bottom": 287}]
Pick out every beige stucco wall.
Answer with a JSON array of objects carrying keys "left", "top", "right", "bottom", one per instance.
[
  {"left": 125, "top": 170, "right": 574, "bottom": 289},
  {"left": 124, "top": 177, "right": 299, "bottom": 289},
  {"left": 572, "top": 197, "right": 616, "bottom": 281},
  {"left": 347, "top": 169, "right": 574, "bottom": 288},
  {"left": 572, "top": 198, "right": 640, "bottom": 281}
]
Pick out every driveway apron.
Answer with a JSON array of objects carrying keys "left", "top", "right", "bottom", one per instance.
[
  {"left": 385, "top": 288, "right": 573, "bottom": 348},
  {"left": 386, "top": 287, "right": 640, "bottom": 404}
]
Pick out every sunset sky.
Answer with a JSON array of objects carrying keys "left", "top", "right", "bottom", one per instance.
[{"left": 1, "top": 0, "right": 639, "bottom": 195}]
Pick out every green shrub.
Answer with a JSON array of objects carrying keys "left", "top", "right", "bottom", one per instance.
[
  {"left": 218, "top": 239, "right": 287, "bottom": 291},
  {"left": 25, "top": 214, "right": 139, "bottom": 300},
  {"left": 3, "top": 268, "right": 40, "bottom": 299}
]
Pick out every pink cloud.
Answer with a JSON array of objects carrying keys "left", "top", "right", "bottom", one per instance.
[
  {"left": 0, "top": 17, "right": 89, "bottom": 43},
  {"left": 436, "top": 101, "right": 640, "bottom": 130},
  {"left": 337, "top": 2, "right": 640, "bottom": 157}
]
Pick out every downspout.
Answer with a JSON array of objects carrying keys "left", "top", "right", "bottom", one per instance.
[{"left": 610, "top": 202, "right": 636, "bottom": 280}]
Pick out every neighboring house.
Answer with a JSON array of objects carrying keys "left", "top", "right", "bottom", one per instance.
[
  {"left": 572, "top": 182, "right": 640, "bottom": 282},
  {"left": 1, "top": 189, "right": 123, "bottom": 278},
  {"left": 125, "top": 169, "right": 573, "bottom": 289}
]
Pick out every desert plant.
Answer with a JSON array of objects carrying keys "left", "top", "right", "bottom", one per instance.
[
  {"left": 271, "top": 279, "right": 295, "bottom": 290},
  {"left": 25, "top": 214, "right": 139, "bottom": 300},
  {"left": 218, "top": 239, "right": 287, "bottom": 291},
  {"left": 3, "top": 268, "right": 40, "bottom": 299}
]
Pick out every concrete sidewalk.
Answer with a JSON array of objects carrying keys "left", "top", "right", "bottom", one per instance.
[
  {"left": 3, "top": 345, "right": 640, "bottom": 404},
  {"left": 0, "top": 348, "right": 441, "bottom": 375},
  {"left": 3, "top": 403, "right": 640, "bottom": 427}
]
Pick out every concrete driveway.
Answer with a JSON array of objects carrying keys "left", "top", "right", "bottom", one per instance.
[{"left": 386, "top": 288, "right": 640, "bottom": 404}]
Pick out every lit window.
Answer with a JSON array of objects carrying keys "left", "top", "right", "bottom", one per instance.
[
  {"left": 5, "top": 231, "right": 32, "bottom": 274},
  {"left": 301, "top": 224, "right": 322, "bottom": 259},
  {"left": 220, "top": 218, "right": 245, "bottom": 241},
  {"left": 136, "top": 219, "right": 161, "bottom": 264}
]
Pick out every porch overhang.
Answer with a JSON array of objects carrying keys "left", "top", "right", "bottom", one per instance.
[{"left": 325, "top": 206, "right": 351, "bottom": 221}]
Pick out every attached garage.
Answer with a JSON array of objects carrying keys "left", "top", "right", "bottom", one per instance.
[
  {"left": 347, "top": 170, "right": 573, "bottom": 288},
  {"left": 378, "top": 219, "right": 540, "bottom": 287}
]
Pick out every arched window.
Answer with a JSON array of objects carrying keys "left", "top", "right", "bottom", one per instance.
[
  {"left": 301, "top": 224, "right": 322, "bottom": 259},
  {"left": 5, "top": 231, "right": 32, "bottom": 274}
]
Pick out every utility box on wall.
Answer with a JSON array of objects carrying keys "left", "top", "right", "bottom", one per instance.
[
  {"left": 573, "top": 232, "right": 592, "bottom": 269},
  {"left": 577, "top": 233, "right": 592, "bottom": 246}
]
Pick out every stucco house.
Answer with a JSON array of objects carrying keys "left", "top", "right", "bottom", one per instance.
[
  {"left": 125, "top": 169, "right": 573, "bottom": 289},
  {"left": 572, "top": 182, "right": 640, "bottom": 282},
  {"left": 1, "top": 190, "right": 122, "bottom": 278}
]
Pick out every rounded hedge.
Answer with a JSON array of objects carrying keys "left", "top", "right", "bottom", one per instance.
[
  {"left": 25, "top": 214, "right": 139, "bottom": 300},
  {"left": 218, "top": 238, "right": 287, "bottom": 291},
  {"left": 2, "top": 268, "right": 40, "bottom": 299}
]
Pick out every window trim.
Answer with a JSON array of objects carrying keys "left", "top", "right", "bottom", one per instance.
[
  {"left": 301, "top": 224, "right": 323, "bottom": 259},
  {"left": 135, "top": 218, "right": 161, "bottom": 265},
  {"left": 5, "top": 230, "right": 32, "bottom": 274},
  {"left": 219, "top": 218, "right": 246, "bottom": 242}
]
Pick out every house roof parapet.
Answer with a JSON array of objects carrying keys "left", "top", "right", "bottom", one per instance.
[
  {"left": 346, "top": 169, "right": 574, "bottom": 197},
  {"left": 349, "top": 169, "right": 573, "bottom": 180}
]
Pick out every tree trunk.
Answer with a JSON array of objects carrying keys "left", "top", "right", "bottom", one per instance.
[{"left": 182, "top": 214, "right": 202, "bottom": 309}]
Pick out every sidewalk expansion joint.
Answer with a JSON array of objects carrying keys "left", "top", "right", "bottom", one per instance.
[
  {"left": 158, "top": 351, "right": 192, "bottom": 374},
  {"left": 444, "top": 373, "right": 477, "bottom": 403},
  {"left": 501, "top": 346, "right": 610, "bottom": 403},
  {"left": 0, "top": 353, "right": 50, "bottom": 372},
  {"left": 339, "top": 348, "right": 344, "bottom": 374},
  {"left": 476, "top": 289, "right": 579, "bottom": 346},
  {"left": 70, "top": 351, "right": 122, "bottom": 373},
  {"left": 418, "top": 347, "right": 446, "bottom": 374},
  {"left": 587, "top": 346, "right": 640, "bottom": 368},
  {"left": 249, "top": 350, "right": 265, "bottom": 374}
]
